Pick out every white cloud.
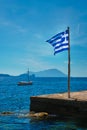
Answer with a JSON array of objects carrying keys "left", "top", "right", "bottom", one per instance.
[
  {"left": 76, "top": 22, "right": 87, "bottom": 36},
  {"left": 34, "top": 33, "right": 43, "bottom": 39},
  {"left": 19, "top": 57, "right": 56, "bottom": 72},
  {"left": 0, "top": 19, "right": 27, "bottom": 33}
]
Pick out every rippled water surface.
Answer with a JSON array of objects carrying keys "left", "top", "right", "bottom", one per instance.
[{"left": 0, "top": 77, "right": 87, "bottom": 130}]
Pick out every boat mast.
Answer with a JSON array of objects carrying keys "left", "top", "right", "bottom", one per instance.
[{"left": 27, "top": 68, "right": 29, "bottom": 81}]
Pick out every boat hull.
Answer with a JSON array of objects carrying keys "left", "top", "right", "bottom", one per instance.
[{"left": 17, "top": 81, "right": 32, "bottom": 86}]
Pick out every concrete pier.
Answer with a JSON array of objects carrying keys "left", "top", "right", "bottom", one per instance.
[{"left": 30, "top": 91, "right": 87, "bottom": 117}]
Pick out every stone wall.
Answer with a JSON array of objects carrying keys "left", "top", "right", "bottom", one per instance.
[{"left": 30, "top": 97, "right": 87, "bottom": 117}]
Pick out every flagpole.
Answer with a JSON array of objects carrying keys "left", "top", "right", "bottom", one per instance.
[{"left": 67, "top": 27, "right": 70, "bottom": 98}]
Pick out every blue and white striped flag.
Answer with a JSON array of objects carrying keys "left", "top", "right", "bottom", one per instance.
[{"left": 46, "top": 29, "right": 69, "bottom": 55}]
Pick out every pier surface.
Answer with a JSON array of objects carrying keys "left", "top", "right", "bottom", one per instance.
[{"left": 30, "top": 91, "right": 87, "bottom": 117}]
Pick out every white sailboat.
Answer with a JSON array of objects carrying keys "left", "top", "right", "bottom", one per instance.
[{"left": 17, "top": 69, "right": 32, "bottom": 86}]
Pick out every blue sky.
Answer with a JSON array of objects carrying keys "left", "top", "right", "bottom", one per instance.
[{"left": 0, "top": 0, "right": 87, "bottom": 77}]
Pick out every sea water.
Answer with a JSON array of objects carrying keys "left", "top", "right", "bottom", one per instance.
[{"left": 0, "top": 77, "right": 87, "bottom": 130}]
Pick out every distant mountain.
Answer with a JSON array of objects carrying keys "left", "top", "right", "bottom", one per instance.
[
  {"left": 0, "top": 69, "right": 66, "bottom": 85},
  {"left": 0, "top": 74, "right": 13, "bottom": 83},
  {"left": 33, "top": 69, "right": 66, "bottom": 77},
  {"left": 0, "top": 69, "right": 66, "bottom": 80},
  {"left": 0, "top": 74, "right": 10, "bottom": 77}
]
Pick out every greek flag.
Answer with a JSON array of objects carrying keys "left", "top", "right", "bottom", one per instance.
[{"left": 46, "top": 29, "right": 69, "bottom": 55}]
